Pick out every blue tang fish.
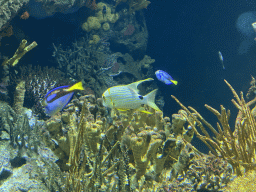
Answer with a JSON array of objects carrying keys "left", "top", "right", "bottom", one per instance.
[
  {"left": 102, "top": 78, "right": 161, "bottom": 114},
  {"left": 155, "top": 70, "right": 178, "bottom": 85},
  {"left": 42, "top": 81, "right": 84, "bottom": 116}
]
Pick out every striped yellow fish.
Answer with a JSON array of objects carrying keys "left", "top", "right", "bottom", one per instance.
[{"left": 102, "top": 78, "right": 161, "bottom": 113}]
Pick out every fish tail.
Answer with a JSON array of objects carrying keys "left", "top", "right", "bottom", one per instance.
[
  {"left": 144, "top": 89, "right": 162, "bottom": 112},
  {"left": 171, "top": 80, "right": 178, "bottom": 85},
  {"left": 66, "top": 81, "right": 84, "bottom": 92}
]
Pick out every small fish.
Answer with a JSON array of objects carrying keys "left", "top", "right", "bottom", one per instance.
[
  {"left": 102, "top": 6, "right": 107, "bottom": 19},
  {"left": 42, "top": 81, "right": 84, "bottom": 116},
  {"left": 218, "top": 51, "right": 225, "bottom": 69},
  {"left": 155, "top": 70, "right": 178, "bottom": 85},
  {"left": 102, "top": 78, "right": 161, "bottom": 114}
]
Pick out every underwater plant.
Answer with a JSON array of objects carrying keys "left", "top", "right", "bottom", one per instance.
[{"left": 172, "top": 79, "right": 256, "bottom": 176}]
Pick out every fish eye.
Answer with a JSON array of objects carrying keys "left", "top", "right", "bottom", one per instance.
[{"left": 139, "top": 95, "right": 143, "bottom": 100}]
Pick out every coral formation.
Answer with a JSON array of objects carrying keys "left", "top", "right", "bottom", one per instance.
[
  {"left": 89, "top": 34, "right": 101, "bottom": 44},
  {"left": 28, "top": 0, "right": 87, "bottom": 19},
  {"left": 0, "top": 1, "right": 248, "bottom": 191},
  {"left": 82, "top": 2, "right": 119, "bottom": 32},
  {"left": 2, "top": 39, "right": 37, "bottom": 67},
  {"left": 172, "top": 80, "right": 256, "bottom": 177},
  {"left": 0, "top": 0, "right": 29, "bottom": 30},
  {"left": 13, "top": 65, "right": 73, "bottom": 116},
  {"left": 13, "top": 80, "right": 25, "bottom": 115},
  {"left": 223, "top": 170, "right": 256, "bottom": 191},
  {"left": 40, "top": 95, "right": 192, "bottom": 190}
]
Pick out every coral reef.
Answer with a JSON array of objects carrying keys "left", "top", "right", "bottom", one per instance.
[
  {"left": 1, "top": 39, "right": 37, "bottom": 88},
  {"left": 28, "top": 0, "right": 87, "bottom": 19},
  {"left": 52, "top": 36, "right": 155, "bottom": 98},
  {"left": 172, "top": 79, "right": 256, "bottom": 177},
  {"left": 112, "top": 8, "right": 149, "bottom": 58},
  {"left": 12, "top": 65, "right": 72, "bottom": 116},
  {"left": 0, "top": 1, "right": 245, "bottom": 191},
  {"left": 0, "top": 96, "right": 66, "bottom": 191},
  {"left": 12, "top": 80, "right": 25, "bottom": 115},
  {"left": 41, "top": 94, "right": 234, "bottom": 191},
  {"left": 0, "top": 0, "right": 29, "bottom": 30},
  {"left": 223, "top": 170, "right": 256, "bottom": 192},
  {"left": 0, "top": 84, "right": 242, "bottom": 191},
  {"left": 82, "top": 2, "right": 119, "bottom": 32}
]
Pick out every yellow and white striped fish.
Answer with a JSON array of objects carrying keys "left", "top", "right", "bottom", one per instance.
[{"left": 102, "top": 78, "right": 161, "bottom": 113}]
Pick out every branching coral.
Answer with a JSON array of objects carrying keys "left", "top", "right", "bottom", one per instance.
[
  {"left": 172, "top": 79, "right": 256, "bottom": 176},
  {"left": 2, "top": 39, "right": 37, "bottom": 67}
]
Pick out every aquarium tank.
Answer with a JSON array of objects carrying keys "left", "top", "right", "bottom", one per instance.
[{"left": 0, "top": 0, "right": 256, "bottom": 191}]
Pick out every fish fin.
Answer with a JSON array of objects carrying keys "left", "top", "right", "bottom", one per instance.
[
  {"left": 127, "top": 78, "right": 154, "bottom": 92},
  {"left": 144, "top": 89, "right": 162, "bottom": 112},
  {"left": 138, "top": 108, "right": 153, "bottom": 114},
  {"left": 117, "top": 108, "right": 129, "bottom": 112},
  {"left": 65, "top": 81, "right": 84, "bottom": 92},
  {"left": 171, "top": 80, "right": 178, "bottom": 85}
]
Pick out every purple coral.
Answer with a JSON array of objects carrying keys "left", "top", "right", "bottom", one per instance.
[{"left": 123, "top": 24, "right": 135, "bottom": 36}]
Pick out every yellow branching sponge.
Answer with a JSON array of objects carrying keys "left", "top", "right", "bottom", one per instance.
[{"left": 2, "top": 39, "right": 37, "bottom": 67}]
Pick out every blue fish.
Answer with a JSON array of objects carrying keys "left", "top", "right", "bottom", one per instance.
[
  {"left": 155, "top": 70, "right": 178, "bottom": 85},
  {"left": 42, "top": 81, "right": 84, "bottom": 116}
]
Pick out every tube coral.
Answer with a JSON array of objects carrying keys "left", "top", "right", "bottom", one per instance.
[{"left": 2, "top": 39, "right": 37, "bottom": 67}]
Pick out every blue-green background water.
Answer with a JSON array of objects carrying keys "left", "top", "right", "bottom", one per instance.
[
  {"left": 2, "top": 0, "right": 256, "bottom": 153},
  {"left": 146, "top": 0, "right": 256, "bottom": 151}
]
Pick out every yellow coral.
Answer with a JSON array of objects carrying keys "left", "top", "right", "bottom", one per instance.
[
  {"left": 82, "top": 16, "right": 101, "bottom": 32},
  {"left": 2, "top": 39, "right": 37, "bottom": 67},
  {"left": 223, "top": 170, "right": 256, "bottom": 192},
  {"left": 102, "top": 22, "right": 110, "bottom": 31},
  {"left": 89, "top": 35, "right": 100, "bottom": 44},
  {"left": 82, "top": 3, "right": 119, "bottom": 32},
  {"left": 96, "top": 2, "right": 119, "bottom": 23}
]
